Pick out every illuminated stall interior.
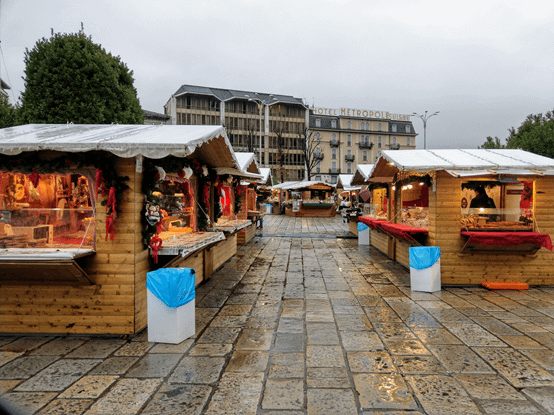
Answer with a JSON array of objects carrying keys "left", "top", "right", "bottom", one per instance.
[{"left": 1, "top": 172, "right": 95, "bottom": 249}]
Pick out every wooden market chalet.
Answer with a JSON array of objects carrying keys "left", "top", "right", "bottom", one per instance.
[{"left": 0, "top": 124, "right": 263, "bottom": 335}]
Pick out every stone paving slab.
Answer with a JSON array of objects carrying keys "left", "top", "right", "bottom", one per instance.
[{"left": 2, "top": 216, "right": 554, "bottom": 414}]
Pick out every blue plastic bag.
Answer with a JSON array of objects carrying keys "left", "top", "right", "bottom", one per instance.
[
  {"left": 146, "top": 268, "right": 195, "bottom": 308},
  {"left": 409, "top": 247, "right": 441, "bottom": 270},
  {"left": 358, "top": 222, "right": 369, "bottom": 232}
]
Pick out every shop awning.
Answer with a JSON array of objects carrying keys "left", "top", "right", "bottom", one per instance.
[
  {"left": 375, "top": 149, "right": 554, "bottom": 174},
  {"left": 216, "top": 152, "right": 263, "bottom": 181},
  {"left": 351, "top": 164, "right": 375, "bottom": 185},
  {"left": 0, "top": 124, "right": 240, "bottom": 169},
  {"left": 0, "top": 249, "right": 95, "bottom": 284}
]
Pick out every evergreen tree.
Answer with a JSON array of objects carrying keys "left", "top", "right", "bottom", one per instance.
[
  {"left": 478, "top": 136, "right": 505, "bottom": 149},
  {"left": 0, "top": 95, "right": 17, "bottom": 128},
  {"left": 18, "top": 30, "right": 143, "bottom": 124}
]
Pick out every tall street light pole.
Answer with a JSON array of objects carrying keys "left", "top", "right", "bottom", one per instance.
[
  {"left": 411, "top": 111, "right": 439, "bottom": 150},
  {"left": 246, "top": 93, "right": 275, "bottom": 165}
]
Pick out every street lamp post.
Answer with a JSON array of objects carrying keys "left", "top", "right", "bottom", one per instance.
[
  {"left": 411, "top": 111, "right": 439, "bottom": 150},
  {"left": 246, "top": 93, "right": 275, "bottom": 165}
]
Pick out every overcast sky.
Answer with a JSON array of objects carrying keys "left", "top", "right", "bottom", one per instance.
[{"left": 1, "top": 0, "right": 553, "bottom": 149}]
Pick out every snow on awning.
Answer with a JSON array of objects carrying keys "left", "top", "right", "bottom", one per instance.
[
  {"left": 378, "top": 149, "right": 554, "bottom": 173},
  {"left": 351, "top": 164, "right": 375, "bottom": 185},
  {"left": 446, "top": 169, "right": 552, "bottom": 177},
  {"left": 0, "top": 124, "right": 240, "bottom": 169}
]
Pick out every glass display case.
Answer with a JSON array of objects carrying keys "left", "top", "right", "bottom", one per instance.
[
  {"left": 401, "top": 206, "right": 429, "bottom": 229},
  {"left": 460, "top": 180, "right": 534, "bottom": 232},
  {"left": 1, "top": 172, "right": 95, "bottom": 250},
  {"left": 154, "top": 176, "right": 196, "bottom": 240}
]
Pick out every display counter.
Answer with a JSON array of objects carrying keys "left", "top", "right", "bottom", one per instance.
[{"left": 460, "top": 231, "right": 553, "bottom": 255}]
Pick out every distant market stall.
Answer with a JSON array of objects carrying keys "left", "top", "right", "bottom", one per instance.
[
  {"left": 359, "top": 149, "right": 554, "bottom": 285},
  {"left": 276, "top": 181, "right": 336, "bottom": 217},
  {"left": 215, "top": 152, "right": 263, "bottom": 245},
  {"left": 336, "top": 174, "right": 362, "bottom": 232},
  {"left": 0, "top": 123, "right": 244, "bottom": 335}
]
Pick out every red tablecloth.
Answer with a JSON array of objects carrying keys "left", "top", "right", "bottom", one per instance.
[
  {"left": 358, "top": 217, "right": 387, "bottom": 229},
  {"left": 460, "top": 231, "right": 553, "bottom": 251},
  {"left": 379, "top": 222, "right": 429, "bottom": 240}
]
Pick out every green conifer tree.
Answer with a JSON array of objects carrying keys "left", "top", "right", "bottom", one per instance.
[{"left": 18, "top": 30, "right": 143, "bottom": 124}]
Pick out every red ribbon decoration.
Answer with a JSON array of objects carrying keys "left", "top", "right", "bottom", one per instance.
[
  {"left": 106, "top": 187, "right": 116, "bottom": 216},
  {"left": 29, "top": 171, "right": 40, "bottom": 188},
  {"left": 105, "top": 215, "right": 115, "bottom": 241},
  {"left": 95, "top": 169, "right": 104, "bottom": 197},
  {"left": 149, "top": 234, "right": 163, "bottom": 264}
]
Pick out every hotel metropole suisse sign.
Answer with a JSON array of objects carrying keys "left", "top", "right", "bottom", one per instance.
[{"left": 313, "top": 107, "right": 411, "bottom": 121}]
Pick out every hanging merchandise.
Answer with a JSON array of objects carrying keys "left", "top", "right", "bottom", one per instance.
[{"left": 149, "top": 234, "right": 163, "bottom": 264}]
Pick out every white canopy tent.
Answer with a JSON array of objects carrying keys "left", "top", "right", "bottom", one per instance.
[{"left": 0, "top": 124, "right": 241, "bottom": 170}]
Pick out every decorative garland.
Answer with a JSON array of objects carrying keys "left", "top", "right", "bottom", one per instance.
[
  {"left": 233, "top": 178, "right": 242, "bottom": 214},
  {"left": 396, "top": 174, "right": 433, "bottom": 188}
]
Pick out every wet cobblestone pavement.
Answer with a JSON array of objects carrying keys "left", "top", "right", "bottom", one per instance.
[{"left": 1, "top": 215, "right": 554, "bottom": 414}]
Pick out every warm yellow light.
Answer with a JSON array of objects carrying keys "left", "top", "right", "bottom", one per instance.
[
  {"left": 392, "top": 186, "right": 396, "bottom": 190},
  {"left": 402, "top": 186, "right": 407, "bottom": 190},
  {"left": 419, "top": 182, "right": 424, "bottom": 185},
  {"left": 479, "top": 208, "right": 485, "bottom": 212},
  {"left": 408, "top": 184, "right": 413, "bottom": 189}
]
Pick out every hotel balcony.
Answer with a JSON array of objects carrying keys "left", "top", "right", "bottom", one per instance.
[
  {"left": 345, "top": 154, "right": 355, "bottom": 162},
  {"left": 358, "top": 141, "right": 373, "bottom": 149},
  {"left": 330, "top": 140, "right": 340, "bottom": 147}
]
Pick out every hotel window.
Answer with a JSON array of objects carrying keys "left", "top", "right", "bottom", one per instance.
[
  {"left": 392, "top": 124, "right": 397, "bottom": 132},
  {"left": 331, "top": 133, "right": 336, "bottom": 144},
  {"left": 347, "top": 163, "right": 352, "bottom": 174},
  {"left": 378, "top": 136, "right": 382, "bottom": 148},
  {"left": 347, "top": 121, "right": 351, "bottom": 129},
  {"left": 406, "top": 125, "right": 411, "bottom": 133},
  {"left": 363, "top": 151, "right": 367, "bottom": 161},
  {"left": 316, "top": 132, "right": 320, "bottom": 141},
  {"left": 347, "top": 135, "right": 351, "bottom": 146},
  {"left": 315, "top": 175, "right": 321, "bottom": 181},
  {"left": 407, "top": 137, "right": 411, "bottom": 146},
  {"left": 331, "top": 120, "right": 337, "bottom": 128},
  {"left": 316, "top": 118, "right": 321, "bottom": 127},
  {"left": 378, "top": 123, "right": 382, "bottom": 131},
  {"left": 332, "top": 162, "right": 337, "bottom": 173},
  {"left": 392, "top": 137, "right": 397, "bottom": 146},
  {"left": 316, "top": 162, "right": 320, "bottom": 173},
  {"left": 347, "top": 149, "right": 352, "bottom": 157},
  {"left": 331, "top": 175, "right": 337, "bottom": 184},
  {"left": 332, "top": 148, "right": 336, "bottom": 159},
  {"left": 316, "top": 148, "right": 321, "bottom": 156}
]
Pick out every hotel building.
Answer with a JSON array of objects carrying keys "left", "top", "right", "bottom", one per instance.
[
  {"left": 308, "top": 108, "right": 417, "bottom": 183},
  {"left": 164, "top": 85, "right": 418, "bottom": 184}
]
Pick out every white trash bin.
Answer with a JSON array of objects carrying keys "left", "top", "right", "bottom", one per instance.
[
  {"left": 358, "top": 222, "right": 370, "bottom": 245},
  {"left": 409, "top": 247, "right": 441, "bottom": 292},
  {"left": 146, "top": 268, "right": 195, "bottom": 344},
  {"left": 266, "top": 204, "right": 272, "bottom": 214}
]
